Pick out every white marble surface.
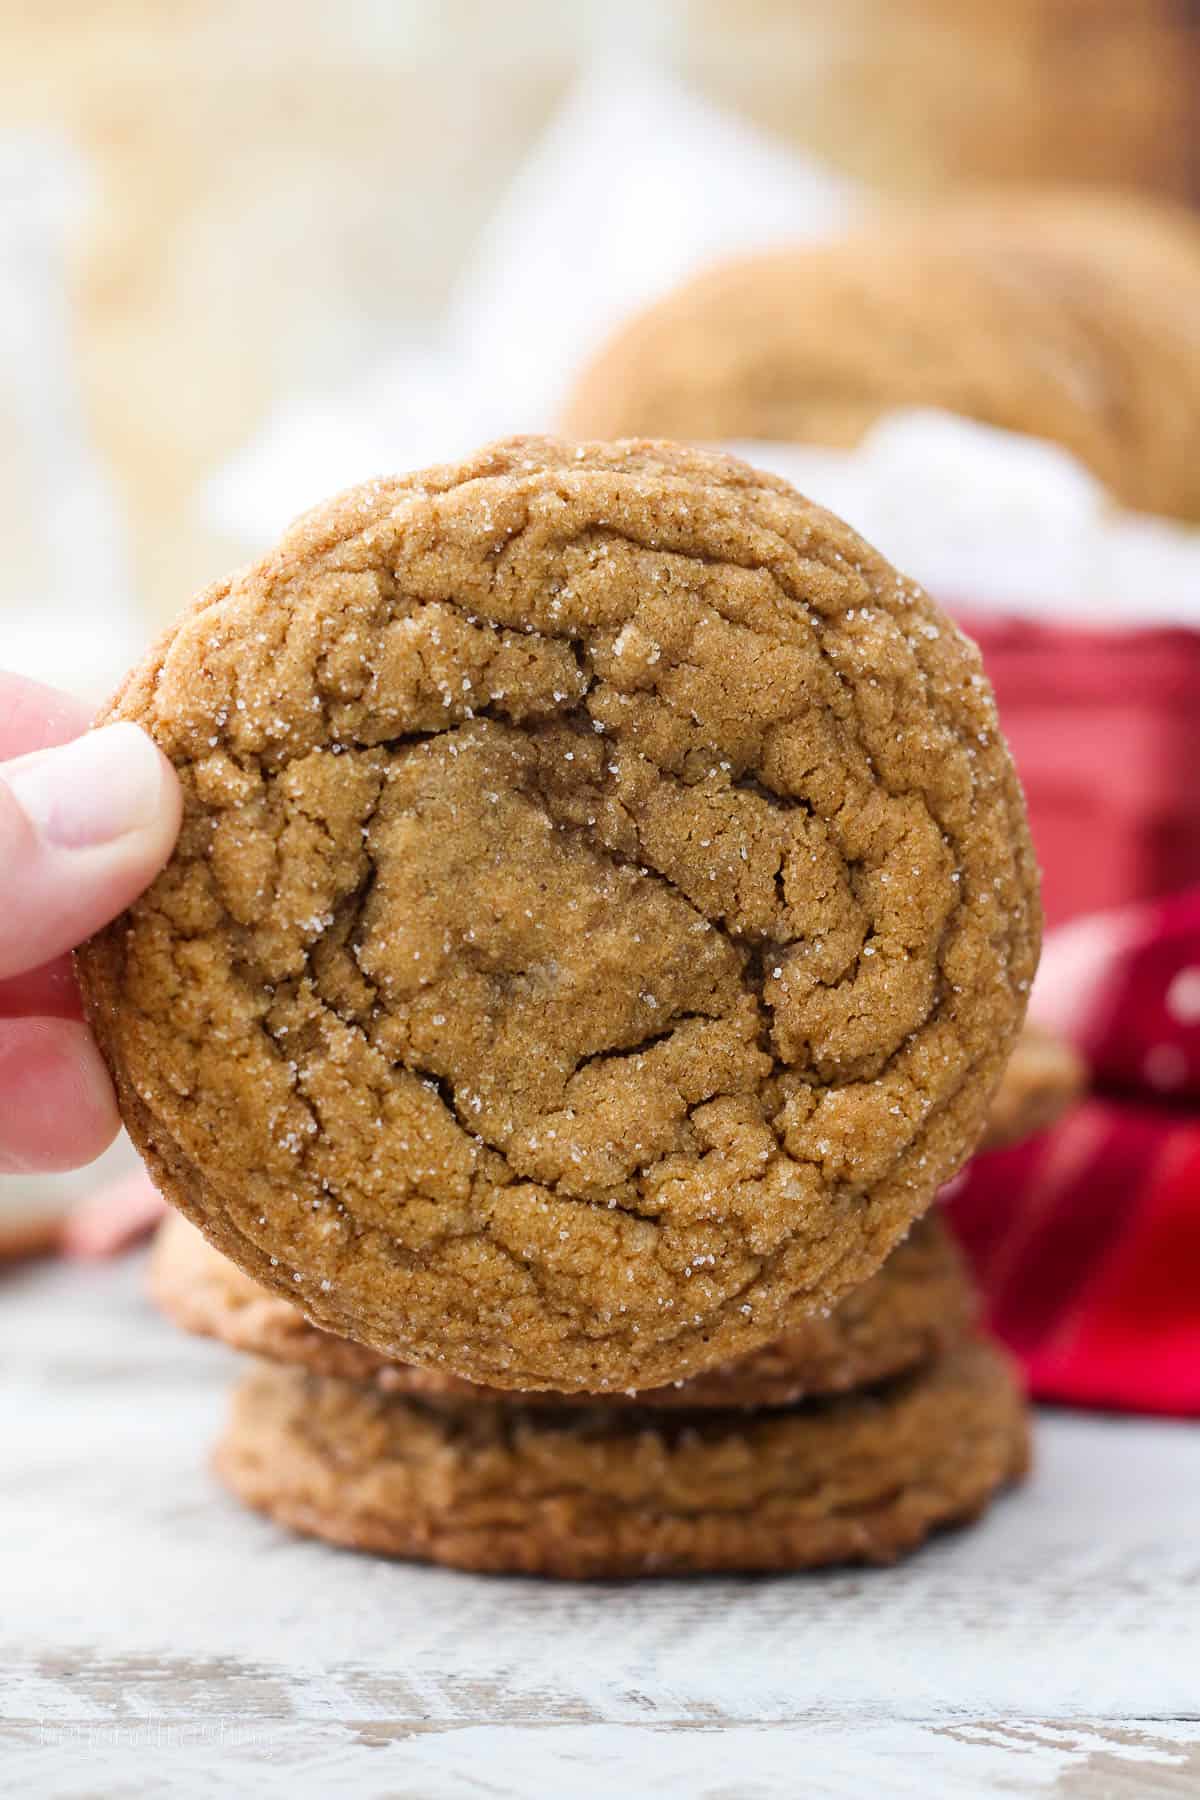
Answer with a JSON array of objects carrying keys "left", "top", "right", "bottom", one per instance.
[{"left": 3, "top": 1252, "right": 1199, "bottom": 1798}]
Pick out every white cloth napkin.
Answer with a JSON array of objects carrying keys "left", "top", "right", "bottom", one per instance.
[{"left": 729, "top": 416, "right": 1200, "bottom": 625}]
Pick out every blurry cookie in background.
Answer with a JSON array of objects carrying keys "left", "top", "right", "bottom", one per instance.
[
  {"left": 977, "top": 1025, "right": 1087, "bottom": 1155},
  {"left": 0, "top": 1143, "right": 147, "bottom": 1265},
  {"left": 695, "top": 0, "right": 1200, "bottom": 205},
  {"left": 0, "top": 1201, "right": 64, "bottom": 1263},
  {"left": 7, "top": 1, "right": 1196, "bottom": 636},
  {"left": 563, "top": 191, "right": 1200, "bottom": 522}
]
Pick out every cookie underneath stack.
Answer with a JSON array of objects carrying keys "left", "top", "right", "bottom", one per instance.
[
  {"left": 148, "top": 1028, "right": 1077, "bottom": 1578},
  {"left": 153, "top": 1211, "right": 1025, "bottom": 1577},
  {"left": 152, "top": 1222, "right": 1027, "bottom": 1577},
  {"left": 214, "top": 1339, "right": 1025, "bottom": 1579}
]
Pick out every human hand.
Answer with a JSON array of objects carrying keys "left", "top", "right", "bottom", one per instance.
[{"left": 0, "top": 672, "right": 181, "bottom": 1175}]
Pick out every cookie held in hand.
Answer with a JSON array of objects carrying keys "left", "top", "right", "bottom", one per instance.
[
  {"left": 78, "top": 438, "right": 1039, "bottom": 1390},
  {"left": 150, "top": 1209, "right": 976, "bottom": 1409}
]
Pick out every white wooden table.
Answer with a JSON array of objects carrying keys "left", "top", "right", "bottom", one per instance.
[{"left": 3, "top": 1253, "right": 1198, "bottom": 1799}]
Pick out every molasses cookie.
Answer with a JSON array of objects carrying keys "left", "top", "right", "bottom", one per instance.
[
  {"left": 78, "top": 437, "right": 1039, "bottom": 1390},
  {"left": 214, "top": 1338, "right": 1029, "bottom": 1577},
  {"left": 150, "top": 1208, "right": 976, "bottom": 1408}
]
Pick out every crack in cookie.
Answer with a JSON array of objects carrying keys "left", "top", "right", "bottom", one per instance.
[{"left": 77, "top": 438, "right": 1040, "bottom": 1390}]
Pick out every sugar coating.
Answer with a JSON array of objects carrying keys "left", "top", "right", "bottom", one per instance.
[
  {"left": 149, "top": 1209, "right": 977, "bottom": 1409},
  {"left": 214, "top": 1338, "right": 1030, "bottom": 1578},
  {"left": 77, "top": 437, "right": 1039, "bottom": 1391}
]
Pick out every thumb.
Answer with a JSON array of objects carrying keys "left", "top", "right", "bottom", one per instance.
[{"left": 0, "top": 722, "right": 181, "bottom": 980}]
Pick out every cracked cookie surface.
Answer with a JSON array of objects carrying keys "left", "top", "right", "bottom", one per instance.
[
  {"left": 78, "top": 437, "right": 1039, "bottom": 1390},
  {"left": 214, "top": 1338, "right": 1029, "bottom": 1577},
  {"left": 151, "top": 1208, "right": 976, "bottom": 1408}
]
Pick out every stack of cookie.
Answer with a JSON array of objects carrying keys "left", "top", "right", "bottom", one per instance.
[
  {"left": 79, "top": 439, "right": 1050, "bottom": 1579},
  {"left": 148, "top": 1028, "right": 1076, "bottom": 1577}
]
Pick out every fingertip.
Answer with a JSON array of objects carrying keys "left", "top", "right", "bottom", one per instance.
[
  {"left": 80, "top": 727, "right": 183, "bottom": 926},
  {"left": 146, "top": 732, "right": 184, "bottom": 867},
  {"left": 6, "top": 721, "right": 180, "bottom": 855},
  {"left": 102, "top": 725, "right": 184, "bottom": 886},
  {"left": 0, "top": 1017, "right": 120, "bottom": 1173},
  {"left": 0, "top": 725, "right": 184, "bottom": 977}
]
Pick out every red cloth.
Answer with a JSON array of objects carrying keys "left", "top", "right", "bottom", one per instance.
[
  {"left": 948, "top": 1098, "right": 1200, "bottom": 1415},
  {"left": 945, "top": 612, "right": 1200, "bottom": 1415},
  {"left": 958, "top": 616, "right": 1200, "bottom": 930}
]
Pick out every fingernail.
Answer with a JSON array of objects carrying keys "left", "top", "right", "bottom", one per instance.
[{"left": 3, "top": 723, "right": 169, "bottom": 850}]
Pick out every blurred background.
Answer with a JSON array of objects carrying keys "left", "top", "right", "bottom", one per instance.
[
  {"left": 4, "top": 1, "right": 1200, "bottom": 1411},
  {"left": 2, "top": 0, "right": 1198, "bottom": 666}
]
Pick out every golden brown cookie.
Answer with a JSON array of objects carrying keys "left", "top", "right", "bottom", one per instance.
[
  {"left": 150, "top": 1022, "right": 1072, "bottom": 1401},
  {"left": 150, "top": 1208, "right": 976, "bottom": 1408},
  {"left": 78, "top": 437, "right": 1039, "bottom": 1391},
  {"left": 925, "top": 192, "right": 1200, "bottom": 526},
  {"left": 214, "top": 1338, "right": 1029, "bottom": 1578},
  {"left": 562, "top": 199, "right": 1200, "bottom": 520},
  {"left": 932, "top": 188, "right": 1200, "bottom": 301},
  {"left": 979, "top": 1024, "right": 1086, "bottom": 1153}
]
